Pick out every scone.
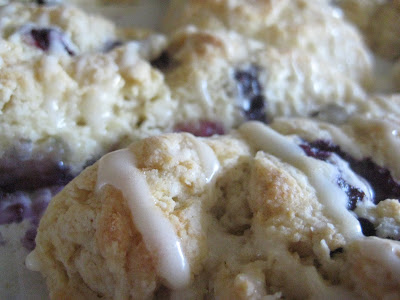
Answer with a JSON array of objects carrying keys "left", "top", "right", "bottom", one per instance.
[
  {"left": 162, "top": 0, "right": 374, "bottom": 89},
  {"left": 0, "top": 2, "right": 173, "bottom": 194},
  {"left": 0, "top": 2, "right": 118, "bottom": 63},
  {"left": 153, "top": 26, "right": 371, "bottom": 132},
  {"left": 29, "top": 120, "right": 400, "bottom": 299}
]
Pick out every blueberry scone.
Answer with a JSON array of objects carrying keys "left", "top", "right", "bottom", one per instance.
[
  {"left": 153, "top": 26, "right": 372, "bottom": 133},
  {"left": 0, "top": 2, "right": 118, "bottom": 63},
  {"left": 28, "top": 119, "right": 400, "bottom": 299},
  {"left": 163, "top": 0, "right": 374, "bottom": 89},
  {"left": 0, "top": 2, "right": 173, "bottom": 192}
]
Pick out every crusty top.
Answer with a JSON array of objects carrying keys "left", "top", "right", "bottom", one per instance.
[{"left": 31, "top": 119, "right": 400, "bottom": 299}]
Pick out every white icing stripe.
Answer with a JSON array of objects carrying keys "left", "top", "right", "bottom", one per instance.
[
  {"left": 96, "top": 149, "right": 190, "bottom": 290},
  {"left": 239, "top": 121, "right": 362, "bottom": 239},
  {"left": 25, "top": 250, "right": 41, "bottom": 272},
  {"left": 188, "top": 135, "right": 220, "bottom": 183}
]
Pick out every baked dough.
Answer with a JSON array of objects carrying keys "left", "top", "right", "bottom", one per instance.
[
  {"left": 157, "top": 26, "right": 371, "bottom": 130},
  {"left": 163, "top": 0, "right": 373, "bottom": 88},
  {"left": 0, "top": 3, "right": 173, "bottom": 183},
  {"left": 30, "top": 119, "right": 400, "bottom": 299}
]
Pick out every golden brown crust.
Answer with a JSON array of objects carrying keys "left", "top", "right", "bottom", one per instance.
[{"left": 34, "top": 119, "right": 400, "bottom": 299}]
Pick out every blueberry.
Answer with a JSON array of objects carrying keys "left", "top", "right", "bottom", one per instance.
[
  {"left": 329, "top": 247, "right": 344, "bottom": 258},
  {"left": 35, "top": 0, "right": 62, "bottom": 4},
  {"left": 151, "top": 51, "right": 173, "bottom": 70},
  {"left": 30, "top": 29, "right": 52, "bottom": 51},
  {"left": 246, "top": 95, "right": 266, "bottom": 121},
  {"left": 28, "top": 28, "right": 75, "bottom": 56},
  {"left": 358, "top": 218, "right": 376, "bottom": 237},
  {"left": 299, "top": 142, "right": 332, "bottom": 161},
  {"left": 0, "top": 157, "right": 73, "bottom": 192},
  {"left": 300, "top": 140, "right": 400, "bottom": 239},
  {"left": 174, "top": 120, "right": 225, "bottom": 137},
  {"left": 234, "top": 65, "right": 267, "bottom": 122},
  {"left": 350, "top": 158, "right": 400, "bottom": 205},
  {"left": 300, "top": 140, "right": 400, "bottom": 204},
  {"left": 300, "top": 141, "right": 366, "bottom": 211},
  {"left": 337, "top": 177, "right": 365, "bottom": 210}
]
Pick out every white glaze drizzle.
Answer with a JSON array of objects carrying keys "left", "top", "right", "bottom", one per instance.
[
  {"left": 188, "top": 135, "right": 220, "bottom": 183},
  {"left": 96, "top": 149, "right": 190, "bottom": 290},
  {"left": 25, "top": 250, "right": 41, "bottom": 272},
  {"left": 239, "top": 121, "right": 362, "bottom": 239}
]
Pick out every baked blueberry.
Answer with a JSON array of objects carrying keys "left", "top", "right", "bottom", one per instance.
[
  {"left": 27, "top": 28, "right": 76, "bottom": 56},
  {"left": 151, "top": 51, "right": 174, "bottom": 70},
  {"left": 300, "top": 139, "right": 400, "bottom": 206},
  {"left": 174, "top": 120, "right": 225, "bottom": 137},
  {"left": 234, "top": 66, "right": 267, "bottom": 122}
]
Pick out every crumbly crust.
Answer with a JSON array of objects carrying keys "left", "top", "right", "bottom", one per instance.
[
  {"left": 163, "top": 0, "right": 373, "bottom": 88},
  {"left": 34, "top": 119, "right": 400, "bottom": 299},
  {"left": 0, "top": 3, "right": 173, "bottom": 173},
  {"left": 0, "top": 3, "right": 117, "bottom": 60},
  {"left": 161, "top": 26, "right": 370, "bottom": 128}
]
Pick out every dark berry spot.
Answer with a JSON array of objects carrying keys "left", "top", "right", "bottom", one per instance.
[
  {"left": 31, "top": 29, "right": 51, "bottom": 51},
  {"left": 234, "top": 65, "right": 268, "bottom": 122},
  {"left": 0, "top": 158, "right": 73, "bottom": 192},
  {"left": 174, "top": 120, "right": 225, "bottom": 137},
  {"left": 337, "top": 177, "right": 365, "bottom": 210},
  {"left": 0, "top": 139, "right": 74, "bottom": 192},
  {"left": 300, "top": 140, "right": 400, "bottom": 205},
  {"left": 329, "top": 247, "right": 344, "bottom": 258},
  {"left": 151, "top": 51, "right": 174, "bottom": 70},
  {"left": 35, "top": 0, "right": 61, "bottom": 4},
  {"left": 154, "top": 285, "right": 170, "bottom": 299},
  {"left": 21, "top": 227, "right": 37, "bottom": 251},
  {"left": 299, "top": 143, "right": 332, "bottom": 161},
  {"left": 246, "top": 95, "right": 266, "bottom": 121},
  {"left": 28, "top": 28, "right": 75, "bottom": 56},
  {"left": 358, "top": 218, "right": 376, "bottom": 237},
  {"left": 350, "top": 158, "right": 400, "bottom": 204},
  {"left": 300, "top": 141, "right": 366, "bottom": 209},
  {"left": 300, "top": 139, "right": 400, "bottom": 239}
]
